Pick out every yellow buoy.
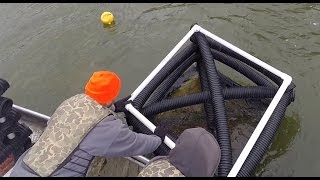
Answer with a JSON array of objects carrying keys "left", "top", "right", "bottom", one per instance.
[{"left": 100, "top": 11, "right": 114, "bottom": 25}]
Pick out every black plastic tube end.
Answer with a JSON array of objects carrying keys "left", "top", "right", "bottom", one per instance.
[
  {"left": 7, "top": 109, "right": 22, "bottom": 123},
  {"left": 0, "top": 79, "right": 10, "bottom": 96},
  {"left": 0, "top": 97, "right": 13, "bottom": 118}
]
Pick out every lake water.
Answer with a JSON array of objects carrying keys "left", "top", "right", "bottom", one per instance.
[{"left": 0, "top": 3, "right": 319, "bottom": 176}]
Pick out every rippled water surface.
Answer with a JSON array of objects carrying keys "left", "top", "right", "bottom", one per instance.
[{"left": 0, "top": 3, "right": 319, "bottom": 176}]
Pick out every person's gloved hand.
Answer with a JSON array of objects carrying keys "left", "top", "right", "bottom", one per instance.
[
  {"left": 114, "top": 95, "right": 131, "bottom": 113},
  {"left": 154, "top": 126, "right": 168, "bottom": 142}
]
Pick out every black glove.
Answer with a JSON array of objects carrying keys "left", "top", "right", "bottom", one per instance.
[
  {"left": 114, "top": 95, "right": 131, "bottom": 113},
  {"left": 154, "top": 126, "right": 168, "bottom": 142}
]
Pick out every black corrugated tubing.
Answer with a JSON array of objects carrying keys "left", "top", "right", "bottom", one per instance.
[{"left": 194, "top": 32, "right": 232, "bottom": 176}]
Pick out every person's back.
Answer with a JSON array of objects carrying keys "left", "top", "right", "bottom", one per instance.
[
  {"left": 138, "top": 127, "right": 221, "bottom": 177},
  {"left": 10, "top": 71, "right": 167, "bottom": 177}
]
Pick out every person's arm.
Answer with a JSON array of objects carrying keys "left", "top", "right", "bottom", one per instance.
[
  {"left": 80, "top": 115, "right": 163, "bottom": 157},
  {"left": 104, "top": 122, "right": 162, "bottom": 157}
]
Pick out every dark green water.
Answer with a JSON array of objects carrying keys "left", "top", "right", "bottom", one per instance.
[{"left": 0, "top": 3, "right": 319, "bottom": 176}]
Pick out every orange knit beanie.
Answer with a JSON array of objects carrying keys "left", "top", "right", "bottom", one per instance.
[{"left": 85, "top": 71, "right": 121, "bottom": 104}]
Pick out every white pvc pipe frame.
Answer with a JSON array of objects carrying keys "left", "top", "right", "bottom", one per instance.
[
  {"left": 125, "top": 25, "right": 292, "bottom": 177},
  {"left": 4, "top": 25, "right": 292, "bottom": 177}
]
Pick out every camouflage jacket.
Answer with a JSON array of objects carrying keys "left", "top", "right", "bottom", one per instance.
[{"left": 10, "top": 105, "right": 161, "bottom": 177}]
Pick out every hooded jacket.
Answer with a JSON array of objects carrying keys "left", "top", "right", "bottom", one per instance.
[{"left": 138, "top": 127, "right": 221, "bottom": 177}]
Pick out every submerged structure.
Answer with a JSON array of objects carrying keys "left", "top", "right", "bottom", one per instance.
[
  {"left": 123, "top": 24, "right": 296, "bottom": 177},
  {"left": 0, "top": 24, "right": 295, "bottom": 177}
]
